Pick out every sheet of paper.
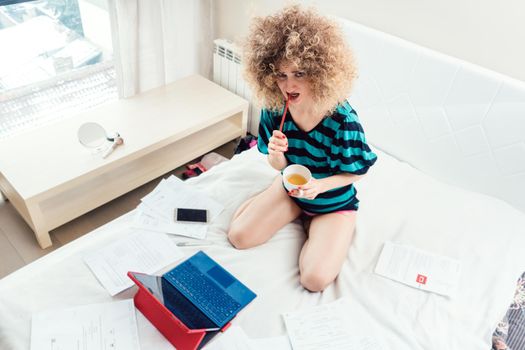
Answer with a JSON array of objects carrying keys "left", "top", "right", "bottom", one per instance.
[
  {"left": 250, "top": 335, "right": 292, "bottom": 350},
  {"left": 282, "top": 299, "right": 386, "bottom": 350},
  {"left": 133, "top": 206, "right": 207, "bottom": 239},
  {"left": 31, "top": 299, "right": 140, "bottom": 350},
  {"left": 204, "top": 326, "right": 292, "bottom": 350},
  {"left": 141, "top": 176, "right": 224, "bottom": 222},
  {"left": 84, "top": 230, "right": 183, "bottom": 296},
  {"left": 374, "top": 241, "right": 462, "bottom": 297}
]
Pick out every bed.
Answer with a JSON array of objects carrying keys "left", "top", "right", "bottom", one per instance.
[{"left": 2, "top": 18, "right": 525, "bottom": 350}]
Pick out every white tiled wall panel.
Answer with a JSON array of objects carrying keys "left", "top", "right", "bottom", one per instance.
[{"left": 341, "top": 20, "right": 525, "bottom": 213}]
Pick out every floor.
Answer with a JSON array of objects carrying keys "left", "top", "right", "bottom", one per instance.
[{"left": 0, "top": 140, "right": 238, "bottom": 279}]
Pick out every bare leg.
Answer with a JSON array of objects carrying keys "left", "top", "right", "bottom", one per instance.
[
  {"left": 228, "top": 176, "right": 301, "bottom": 249},
  {"left": 231, "top": 196, "right": 258, "bottom": 221},
  {"left": 299, "top": 211, "right": 356, "bottom": 292}
]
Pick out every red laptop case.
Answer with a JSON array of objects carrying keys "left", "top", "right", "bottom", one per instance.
[{"left": 128, "top": 271, "right": 231, "bottom": 350}]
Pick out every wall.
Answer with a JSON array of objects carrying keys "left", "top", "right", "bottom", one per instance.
[{"left": 214, "top": 0, "right": 525, "bottom": 82}]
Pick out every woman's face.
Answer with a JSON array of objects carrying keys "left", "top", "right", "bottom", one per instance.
[{"left": 275, "top": 62, "right": 313, "bottom": 107}]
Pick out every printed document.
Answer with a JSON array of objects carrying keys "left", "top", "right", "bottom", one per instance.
[
  {"left": 133, "top": 176, "right": 223, "bottom": 239},
  {"left": 375, "top": 241, "right": 462, "bottom": 296},
  {"left": 84, "top": 230, "right": 183, "bottom": 296},
  {"left": 133, "top": 205, "right": 207, "bottom": 239},
  {"left": 141, "top": 176, "right": 224, "bottom": 222},
  {"left": 282, "top": 298, "right": 387, "bottom": 350},
  {"left": 31, "top": 299, "right": 139, "bottom": 350}
]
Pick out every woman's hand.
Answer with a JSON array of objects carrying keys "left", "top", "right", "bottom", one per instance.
[
  {"left": 289, "top": 177, "right": 326, "bottom": 200},
  {"left": 268, "top": 130, "right": 288, "bottom": 155},
  {"left": 267, "top": 130, "right": 288, "bottom": 171},
  {"left": 289, "top": 173, "right": 361, "bottom": 200}
]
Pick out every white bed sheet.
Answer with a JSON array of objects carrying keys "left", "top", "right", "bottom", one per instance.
[{"left": 1, "top": 147, "right": 525, "bottom": 350}]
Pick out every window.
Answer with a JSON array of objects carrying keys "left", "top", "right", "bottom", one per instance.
[{"left": 0, "top": 0, "right": 117, "bottom": 138}]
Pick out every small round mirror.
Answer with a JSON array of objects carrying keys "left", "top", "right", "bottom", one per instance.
[{"left": 78, "top": 122, "right": 107, "bottom": 148}]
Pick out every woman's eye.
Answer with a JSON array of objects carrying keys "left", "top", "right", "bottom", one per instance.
[
  {"left": 276, "top": 73, "right": 287, "bottom": 80},
  {"left": 295, "top": 71, "right": 305, "bottom": 78}
]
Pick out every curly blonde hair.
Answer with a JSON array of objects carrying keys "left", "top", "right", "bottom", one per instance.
[{"left": 242, "top": 5, "right": 357, "bottom": 115}]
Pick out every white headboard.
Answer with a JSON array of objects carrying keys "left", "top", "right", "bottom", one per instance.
[{"left": 340, "top": 19, "right": 525, "bottom": 213}]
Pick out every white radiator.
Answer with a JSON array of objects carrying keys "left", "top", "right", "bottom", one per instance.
[{"left": 213, "top": 39, "right": 260, "bottom": 136}]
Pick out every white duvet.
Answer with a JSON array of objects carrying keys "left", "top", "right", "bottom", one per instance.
[{"left": 1, "top": 147, "right": 525, "bottom": 350}]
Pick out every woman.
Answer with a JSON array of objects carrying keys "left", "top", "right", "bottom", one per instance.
[{"left": 228, "top": 5, "right": 377, "bottom": 292}]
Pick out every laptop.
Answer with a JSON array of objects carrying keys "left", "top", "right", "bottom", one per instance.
[{"left": 129, "top": 250, "right": 256, "bottom": 331}]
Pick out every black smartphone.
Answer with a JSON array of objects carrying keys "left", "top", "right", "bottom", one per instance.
[{"left": 174, "top": 208, "right": 208, "bottom": 223}]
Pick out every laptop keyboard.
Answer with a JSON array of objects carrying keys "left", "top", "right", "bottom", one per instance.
[
  {"left": 166, "top": 260, "right": 241, "bottom": 326},
  {"left": 161, "top": 278, "right": 217, "bottom": 329}
]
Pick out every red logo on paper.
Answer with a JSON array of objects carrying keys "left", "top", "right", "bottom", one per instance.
[{"left": 416, "top": 274, "right": 427, "bottom": 285}]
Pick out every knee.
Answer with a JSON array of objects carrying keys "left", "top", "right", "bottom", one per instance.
[
  {"left": 300, "top": 268, "right": 335, "bottom": 292},
  {"left": 227, "top": 223, "right": 255, "bottom": 250}
]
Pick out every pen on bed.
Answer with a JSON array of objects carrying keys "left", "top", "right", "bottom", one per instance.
[{"left": 176, "top": 240, "right": 214, "bottom": 247}]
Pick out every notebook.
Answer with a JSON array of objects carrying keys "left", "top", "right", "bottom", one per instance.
[{"left": 130, "top": 251, "right": 256, "bottom": 330}]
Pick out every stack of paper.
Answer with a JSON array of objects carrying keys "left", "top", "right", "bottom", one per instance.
[{"left": 132, "top": 175, "right": 224, "bottom": 239}]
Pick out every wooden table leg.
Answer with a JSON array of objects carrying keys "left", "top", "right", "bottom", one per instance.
[
  {"left": 34, "top": 228, "right": 52, "bottom": 249},
  {"left": 26, "top": 201, "right": 52, "bottom": 249}
]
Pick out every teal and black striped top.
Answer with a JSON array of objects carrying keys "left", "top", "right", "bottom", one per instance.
[{"left": 257, "top": 101, "right": 377, "bottom": 213}]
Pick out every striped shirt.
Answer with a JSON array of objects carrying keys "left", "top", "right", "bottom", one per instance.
[{"left": 257, "top": 101, "right": 377, "bottom": 213}]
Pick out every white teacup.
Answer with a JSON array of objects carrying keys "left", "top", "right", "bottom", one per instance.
[{"left": 282, "top": 164, "right": 312, "bottom": 197}]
